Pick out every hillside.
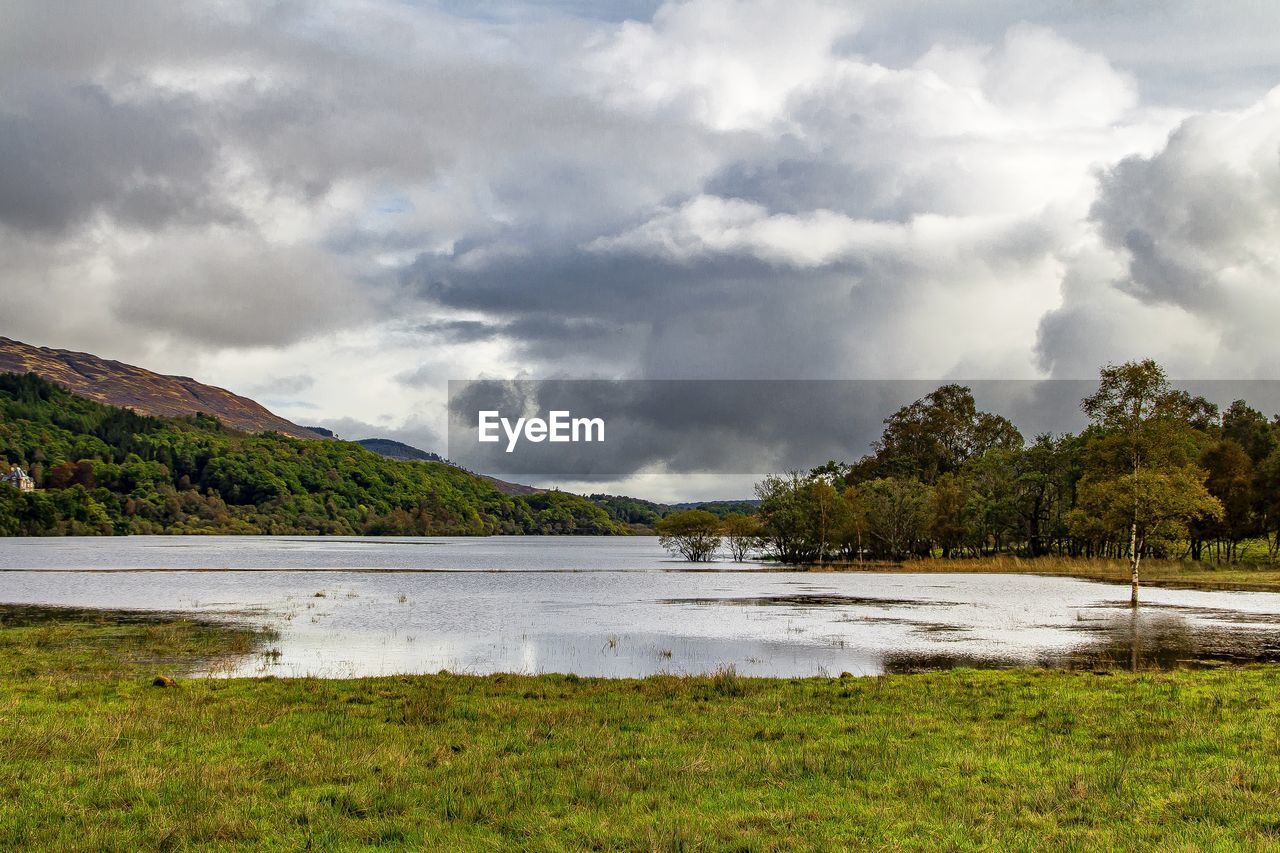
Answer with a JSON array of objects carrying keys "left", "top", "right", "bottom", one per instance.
[
  {"left": 0, "top": 337, "right": 317, "bottom": 440},
  {"left": 0, "top": 373, "right": 624, "bottom": 537}
]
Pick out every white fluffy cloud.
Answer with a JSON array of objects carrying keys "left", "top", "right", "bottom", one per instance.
[
  {"left": 581, "top": 0, "right": 858, "bottom": 131},
  {"left": 1039, "top": 86, "right": 1280, "bottom": 377}
]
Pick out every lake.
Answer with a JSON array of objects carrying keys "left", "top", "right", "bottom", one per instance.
[{"left": 2, "top": 535, "right": 1279, "bottom": 677}]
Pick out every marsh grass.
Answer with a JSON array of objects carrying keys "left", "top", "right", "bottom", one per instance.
[
  {"left": 0, "top": 605, "right": 271, "bottom": 679},
  {"left": 3, "top": 609, "right": 1280, "bottom": 848}
]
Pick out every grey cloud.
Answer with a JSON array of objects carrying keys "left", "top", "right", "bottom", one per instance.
[
  {"left": 410, "top": 317, "right": 624, "bottom": 346},
  {"left": 110, "top": 232, "right": 376, "bottom": 347},
  {"left": 247, "top": 374, "right": 316, "bottom": 396},
  {"left": 452, "top": 377, "right": 1280, "bottom": 481},
  {"left": 0, "top": 85, "right": 228, "bottom": 233}
]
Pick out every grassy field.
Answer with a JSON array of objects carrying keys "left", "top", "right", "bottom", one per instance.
[
  {"left": 821, "top": 555, "right": 1280, "bottom": 592},
  {"left": 3, "top": 609, "right": 1280, "bottom": 848}
]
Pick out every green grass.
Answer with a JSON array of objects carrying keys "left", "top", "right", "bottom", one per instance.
[{"left": 3, "top": 610, "right": 1280, "bottom": 849}]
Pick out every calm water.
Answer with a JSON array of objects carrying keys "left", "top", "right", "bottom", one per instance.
[{"left": 2, "top": 536, "right": 1279, "bottom": 678}]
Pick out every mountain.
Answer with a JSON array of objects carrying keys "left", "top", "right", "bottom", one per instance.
[{"left": 0, "top": 336, "right": 317, "bottom": 440}]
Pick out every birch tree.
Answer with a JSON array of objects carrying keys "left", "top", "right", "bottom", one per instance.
[{"left": 1075, "top": 361, "right": 1221, "bottom": 606}]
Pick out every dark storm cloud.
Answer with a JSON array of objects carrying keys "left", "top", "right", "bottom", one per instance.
[
  {"left": 446, "top": 379, "right": 1094, "bottom": 479},
  {"left": 450, "top": 378, "right": 1280, "bottom": 480}
]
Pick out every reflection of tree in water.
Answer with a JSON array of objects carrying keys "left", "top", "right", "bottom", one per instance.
[
  {"left": 880, "top": 611, "right": 1280, "bottom": 675},
  {"left": 1059, "top": 611, "right": 1280, "bottom": 672}
]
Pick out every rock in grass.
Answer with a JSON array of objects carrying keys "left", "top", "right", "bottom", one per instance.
[{"left": 152, "top": 675, "right": 176, "bottom": 688}]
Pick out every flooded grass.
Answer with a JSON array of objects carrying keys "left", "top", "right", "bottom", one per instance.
[
  {"left": 663, "top": 593, "right": 959, "bottom": 608},
  {"left": 4, "top": 610, "right": 1280, "bottom": 847},
  {"left": 0, "top": 604, "right": 274, "bottom": 680},
  {"left": 830, "top": 555, "right": 1280, "bottom": 592}
]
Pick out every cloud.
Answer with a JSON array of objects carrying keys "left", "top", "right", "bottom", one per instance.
[
  {"left": 581, "top": 0, "right": 859, "bottom": 131},
  {"left": 2, "top": 0, "right": 1280, "bottom": 498},
  {"left": 1038, "top": 86, "right": 1280, "bottom": 377},
  {"left": 0, "top": 84, "right": 227, "bottom": 234},
  {"left": 247, "top": 374, "right": 315, "bottom": 396},
  {"left": 410, "top": 15, "right": 1147, "bottom": 381},
  {"left": 110, "top": 229, "right": 377, "bottom": 347}
]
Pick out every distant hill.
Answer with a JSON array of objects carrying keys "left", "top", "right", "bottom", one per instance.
[
  {"left": 356, "top": 437, "right": 543, "bottom": 496},
  {"left": 587, "top": 494, "right": 758, "bottom": 527},
  {"left": 356, "top": 438, "right": 443, "bottom": 462},
  {"left": 0, "top": 336, "right": 318, "bottom": 440},
  {"left": 672, "top": 500, "right": 760, "bottom": 514}
]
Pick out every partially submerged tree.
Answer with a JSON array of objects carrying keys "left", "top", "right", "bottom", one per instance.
[
  {"left": 721, "top": 512, "right": 761, "bottom": 561},
  {"left": 655, "top": 509, "right": 722, "bottom": 562},
  {"left": 1074, "top": 360, "right": 1222, "bottom": 606},
  {"left": 754, "top": 472, "right": 817, "bottom": 563},
  {"left": 755, "top": 471, "right": 855, "bottom": 563}
]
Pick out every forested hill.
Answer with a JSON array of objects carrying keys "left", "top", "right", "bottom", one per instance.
[
  {"left": 355, "top": 438, "right": 443, "bottom": 462},
  {"left": 0, "top": 373, "right": 625, "bottom": 537},
  {"left": 0, "top": 336, "right": 318, "bottom": 439},
  {"left": 355, "top": 437, "right": 542, "bottom": 497}
]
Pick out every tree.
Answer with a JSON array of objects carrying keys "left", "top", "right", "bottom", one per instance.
[
  {"left": 929, "top": 473, "right": 970, "bottom": 558},
  {"left": 655, "top": 509, "right": 722, "bottom": 562},
  {"left": 1197, "top": 439, "right": 1255, "bottom": 563},
  {"left": 861, "top": 477, "right": 934, "bottom": 561},
  {"left": 1221, "top": 400, "right": 1275, "bottom": 464},
  {"left": 963, "top": 448, "right": 1021, "bottom": 555},
  {"left": 833, "top": 485, "right": 868, "bottom": 561},
  {"left": 755, "top": 472, "right": 816, "bottom": 563},
  {"left": 1255, "top": 447, "right": 1280, "bottom": 562},
  {"left": 721, "top": 512, "right": 761, "bottom": 561},
  {"left": 868, "top": 384, "right": 1023, "bottom": 484},
  {"left": 804, "top": 477, "right": 849, "bottom": 563},
  {"left": 1014, "top": 433, "right": 1082, "bottom": 557},
  {"left": 1075, "top": 360, "right": 1222, "bottom": 605}
]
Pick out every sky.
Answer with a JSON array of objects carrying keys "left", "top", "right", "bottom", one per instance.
[{"left": 3, "top": 0, "right": 1280, "bottom": 500}]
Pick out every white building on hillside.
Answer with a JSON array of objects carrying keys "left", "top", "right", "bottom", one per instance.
[{"left": 2, "top": 465, "right": 35, "bottom": 493}]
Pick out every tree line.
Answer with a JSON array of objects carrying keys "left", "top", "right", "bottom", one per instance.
[{"left": 657, "top": 361, "right": 1280, "bottom": 601}]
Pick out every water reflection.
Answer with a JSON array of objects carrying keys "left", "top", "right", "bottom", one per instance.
[
  {"left": 884, "top": 611, "right": 1280, "bottom": 674},
  {"left": 1059, "top": 611, "right": 1280, "bottom": 671}
]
